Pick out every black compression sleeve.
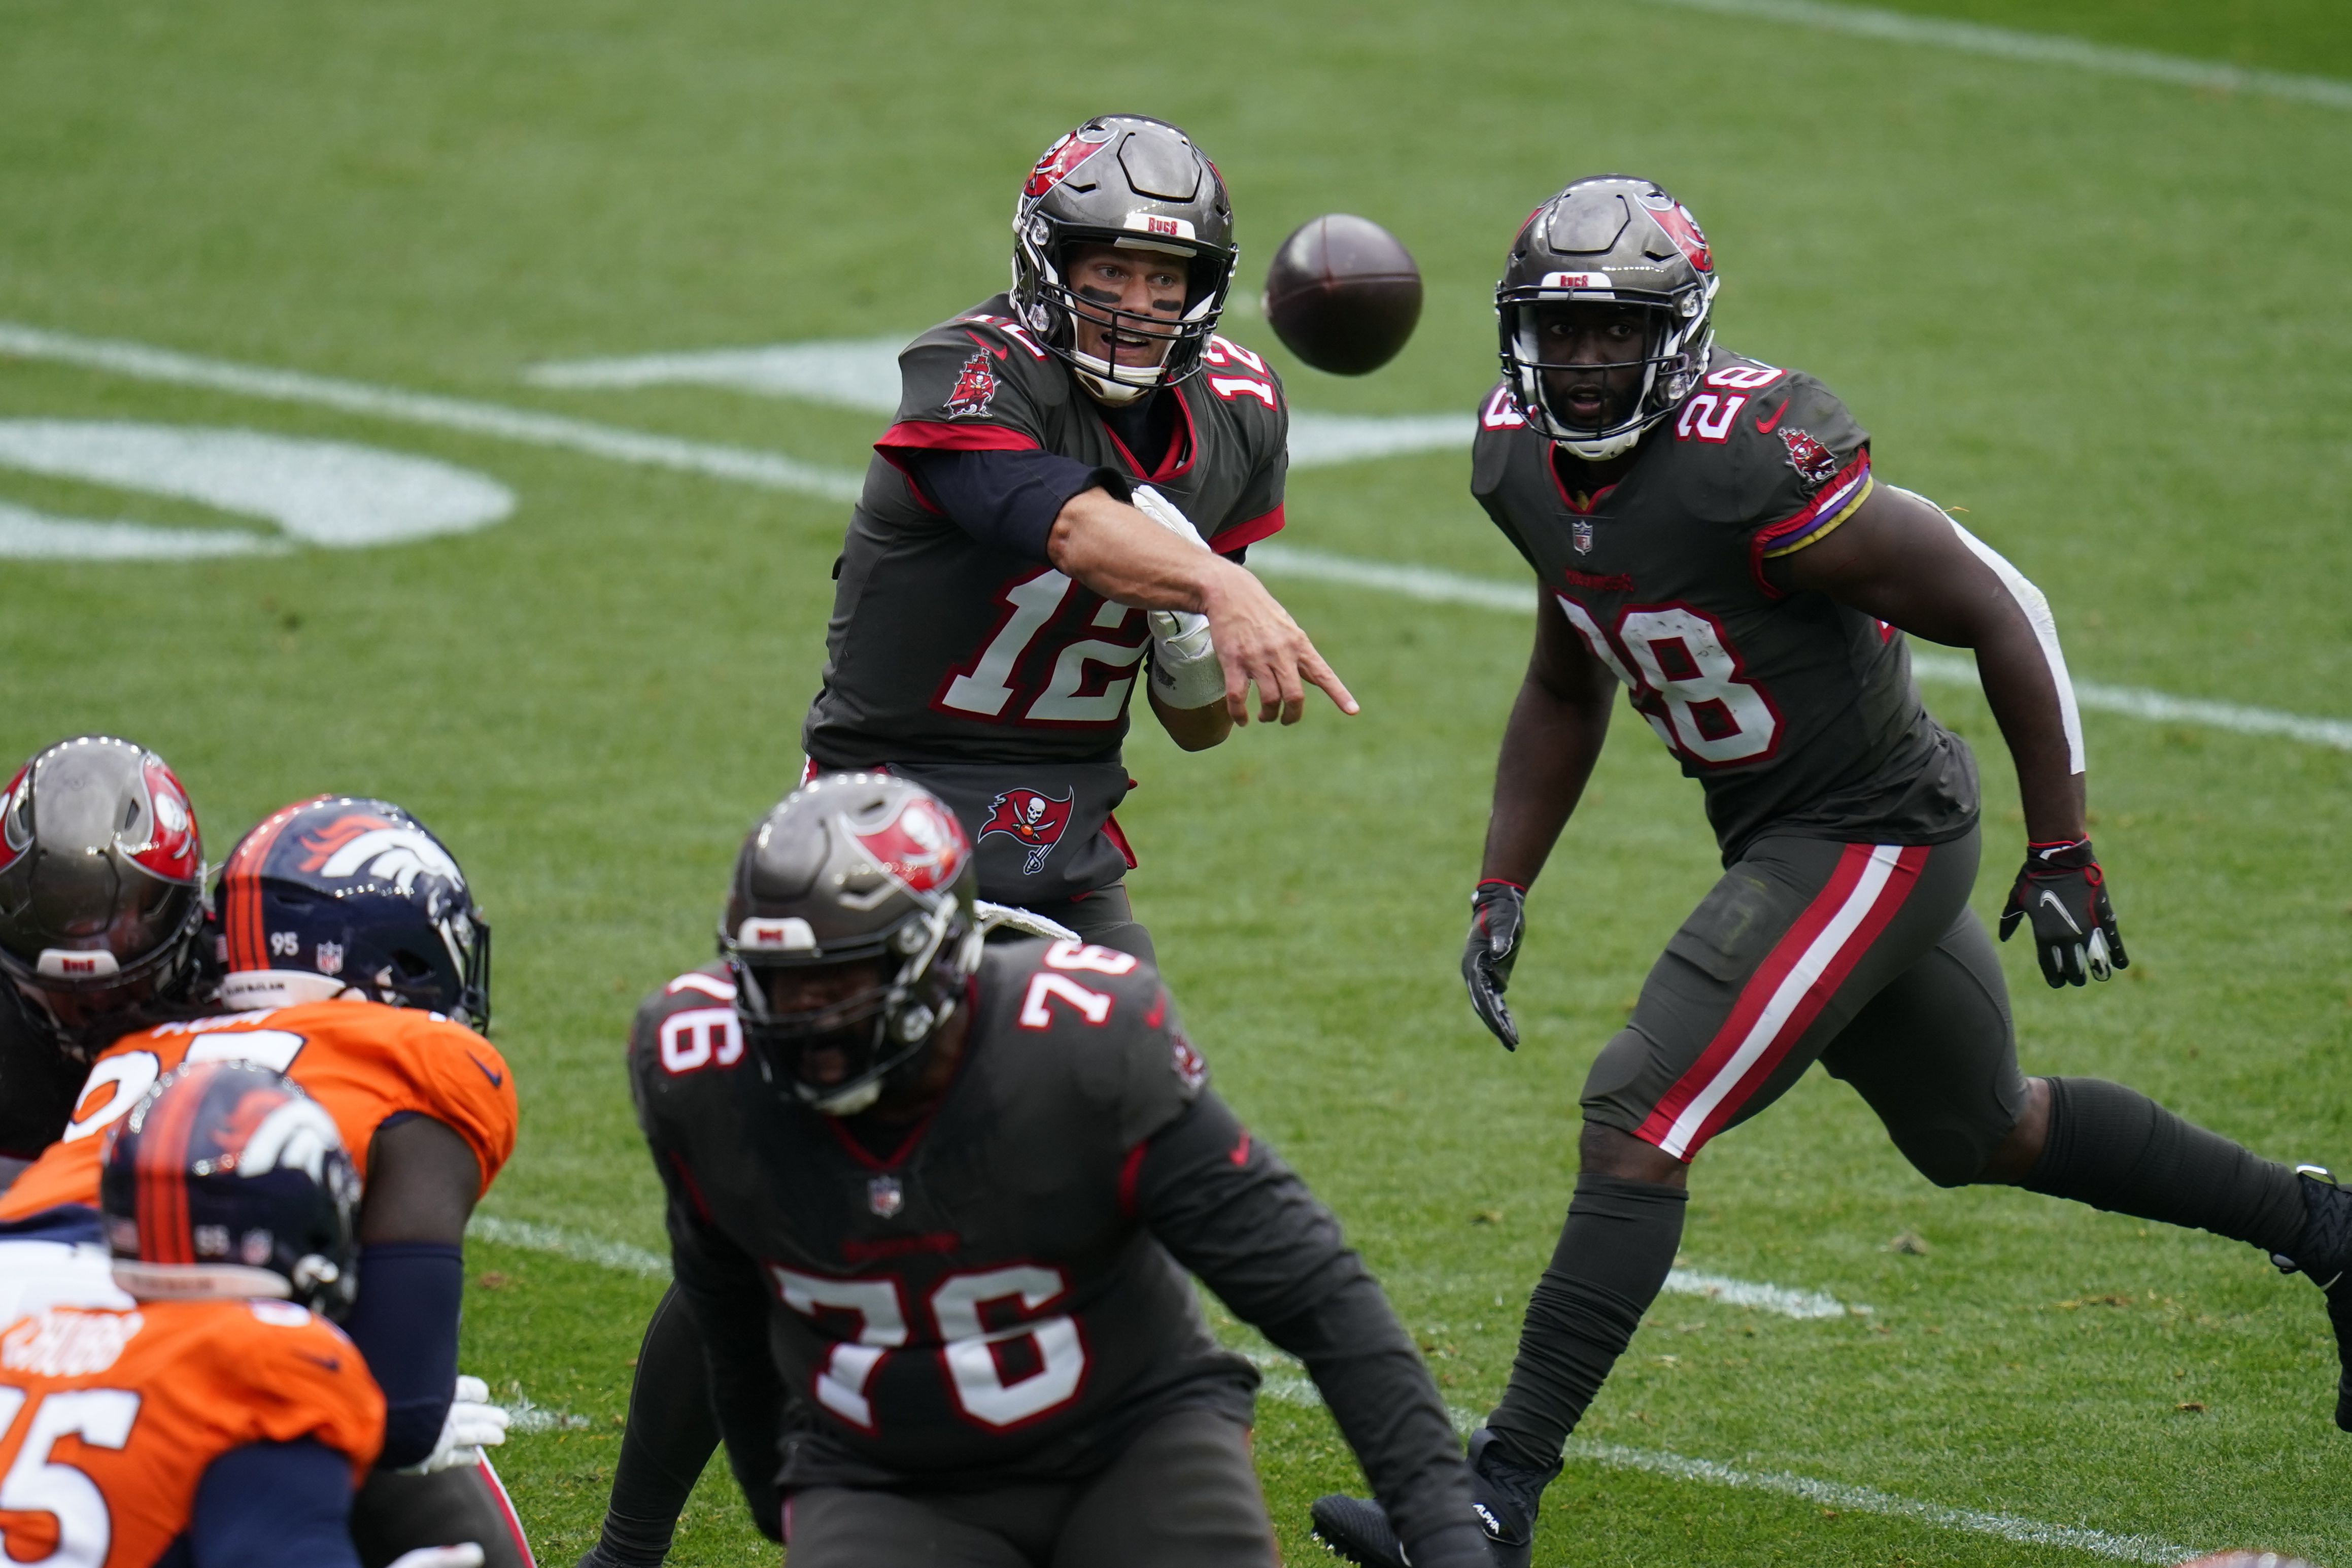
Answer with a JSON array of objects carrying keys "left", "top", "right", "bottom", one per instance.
[
  {"left": 904, "top": 449, "right": 1125, "bottom": 560},
  {"left": 189, "top": 1440, "right": 359, "bottom": 1568},
  {"left": 664, "top": 1197, "right": 787, "bottom": 1541},
  {"left": 342, "top": 1241, "right": 463, "bottom": 1469},
  {"left": 1135, "top": 1093, "right": 1473, "bottom": 1559}
]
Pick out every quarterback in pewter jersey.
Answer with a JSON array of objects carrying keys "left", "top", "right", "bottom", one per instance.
[
  {"left": 1312, "top": 177, "right": 2352, "bottom": 1568},
  {"left": 801, "top": 113, "right": 1356, "bottom": 961}
]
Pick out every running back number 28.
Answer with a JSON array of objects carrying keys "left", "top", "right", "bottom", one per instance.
[{"left": 1555, "top": 595, "right": 1782, "bottom": 765}]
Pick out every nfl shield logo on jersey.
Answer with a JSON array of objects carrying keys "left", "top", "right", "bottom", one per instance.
[
  {"left": 1572, "top": 519, "right": 1594, "bottom": 556},
  {"left": 867, "top": 1175, "right": 904, "bottom": 1219}
]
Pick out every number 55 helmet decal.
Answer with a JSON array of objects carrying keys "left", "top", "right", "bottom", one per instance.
[
  {"left": 1496, "top": 175, "right": 1720, "bottom": 461},
  {"left": 1011, "top": 114, "right": 1239, "bottom": 405},
  {"left": 215, "top": 796, "right": 491, "bottom": 1030}
]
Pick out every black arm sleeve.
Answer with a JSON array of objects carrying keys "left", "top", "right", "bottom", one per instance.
[
  {"left": 658, "top": 1163, "right": 788, "bottom": 1542},
  {"left": 1134, "top": 1093, "right": 1479, "bottom": 1563},
  {"left": 188, "top": 1440, "right": 359, "bottom": 1568},
  {"left": 903, "top": 449, "right": 1128, "bottom": 561}
]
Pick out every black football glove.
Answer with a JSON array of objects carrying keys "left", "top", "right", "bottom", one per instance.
[
  {"left": 1463, "top": 879, "right": 1526, "bottom": 1050},
  {"left": 1998, "top": 837, "right": 2127, "bottom": 988}
]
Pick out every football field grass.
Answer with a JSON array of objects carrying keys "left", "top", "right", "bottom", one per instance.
[{"left": 3, "top": 2, "right": 2349, "bottom": 1562}]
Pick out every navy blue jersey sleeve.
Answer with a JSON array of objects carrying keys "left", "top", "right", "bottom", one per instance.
[
  {"left": 903, "top": 449, "right": 1127, "bottom": 561},
  {"left": 342, "top": 1241, "right": 463, "bottom": 1468},
  {"left": 186, "top": 1439, "right": 359, "bottom": 1568}
]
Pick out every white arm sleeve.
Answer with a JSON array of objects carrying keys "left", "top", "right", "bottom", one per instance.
[{"left": 1911, "top": 494, "right": 2085, "bottom": 775}]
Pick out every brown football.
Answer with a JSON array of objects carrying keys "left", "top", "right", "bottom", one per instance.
[{"left": 1261, "top": 214, "right": 1422, "bottom": 376}]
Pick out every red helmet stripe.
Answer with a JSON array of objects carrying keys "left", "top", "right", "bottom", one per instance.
[
  {"left": 223, "top": 799, "right": 322, "bottom": 973},
  {"left": 136, "top": 1067, "right": 209, "bottom": 1264}
]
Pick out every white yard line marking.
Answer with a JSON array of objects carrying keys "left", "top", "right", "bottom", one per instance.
[
  {"left": 0, "top": 322, "right": 867, "bottom": 503},
  {"left": 467, "top": 1213, "right": 670, "bottom": 1277},
  {"left": 1646, "top": 0, "right": 2352, "bottom": 111},
  {"left": 527, "top": 336, "right": 1473, "bottom": 469},
  {"left": 1661, "top": 1267, "right": 1863, "bottom": 1318},
  {"left": 1250, "top": 542, "right": 2352, "bottom": 753},
  {"left": 503, "top": 1389, "right": 593, "bottom": 1434},
  {"left": 12, "top": 320, "right": 2345, "bottom": 755},
  {"left": 1242, "top": 1350, "right": 2193, "bottom": 1562},
  {"left": 1561, "top": 1439, "right": 2196, "bottom": 1563}
]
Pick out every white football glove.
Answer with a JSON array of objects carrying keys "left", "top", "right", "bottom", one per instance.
[
  {"left": 1127, "top": 486, "right": 1226, "bottom": 709},
  {"left": 398, "top": 1376, "right": 509, "bottom": 1475},
  {"left": 388, "top": 1547, "right": 485, "bottom": 1568}
]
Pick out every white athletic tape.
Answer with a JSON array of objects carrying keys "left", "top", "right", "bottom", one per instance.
[
  {"left": 1645, "top": 0, "right": 2352, "bottom": 112},
  {"left": 0, "top": 322, "right": 867, "bottom": 504},
  {"left": 1938, "top": 511, "right": 2087, "bottom": 774},
  {"left": 1247, "top": 542, "right": 2352, "bottom": 754}
]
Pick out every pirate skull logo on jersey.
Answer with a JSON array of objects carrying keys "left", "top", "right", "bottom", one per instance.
[{"left": 979, "top": 787, "right": 1074, "bottom": 876}]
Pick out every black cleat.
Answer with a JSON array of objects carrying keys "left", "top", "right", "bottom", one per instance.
[
  {"left": 1464, "top": 1427, "right": 1549, "bottom": 1568},
  {"left": 1309, "top": 1494, "right": 1410, "bottom": 1567},
  {"left": 2272, "top": 1166, "right": 2352, "bottom": 1432},
  {"left": 1309, "top": 1427, "right": 1557, "bottom": 1568}
]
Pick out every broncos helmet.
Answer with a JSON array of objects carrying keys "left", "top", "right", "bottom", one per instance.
[
  {"left": 215, "top": 795, "right": 490, "bottom": 1029},
  {"left": 1496, "top": 175, "right": 1719, "bottom": 460},
  {"left": 1011, "top": 114, "right": 1239, "bottom": 405},
  {"left": 100, "top": 1060, "right": 361, "bottom": 1318},
  {"left": 0, "top": 736, "right": 209, "bottom": 1054},
  {"left": 719, "top": 774, "right": 980, "bottom": 1116}
]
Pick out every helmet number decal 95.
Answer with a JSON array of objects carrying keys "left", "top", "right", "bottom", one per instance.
[{"left": 1556, "top": 596, "right": 1781, "bottom": 766}]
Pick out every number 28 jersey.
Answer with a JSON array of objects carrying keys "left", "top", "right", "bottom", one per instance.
[{"left": 1472, "top": 348, "right": 1979, "bottom": 861}]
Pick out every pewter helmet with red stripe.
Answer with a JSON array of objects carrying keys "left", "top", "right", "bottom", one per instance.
[
  {"left": 1010, "top": 114, "right": 1239, "bottom": 405},
  {"left": 0, "top": 735, "right": 209, "bottom": 1054},
  {"left": 99, "top": 1059, "right": 361, "bottom": 1317},
  {"left": 1496, "top": 175, "right": 1720, "bottom": 460}
]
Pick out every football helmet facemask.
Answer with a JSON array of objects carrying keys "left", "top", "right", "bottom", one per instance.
[
  {"left": 0, "top": 735, "right": 210, "bottom": 1056},
  {"left": 100, "top": 1059, "right": 362, "bottom": 1318},
  {"left": 213, "top": 795, "right": 491, "bottom": 1029},
  {"left": 1496, "top": 175, "right": 1719, "bottom": 461},
  {"left": 1011, "top": 114, "right": 1239, "bottom": 405},
  {"left": 720, "top": 774, "right": 980, "bottom": 1117}
]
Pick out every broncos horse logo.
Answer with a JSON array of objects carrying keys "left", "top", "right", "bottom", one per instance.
[{"left": 296, "top": 815, "right": 465, "bottom": 897}]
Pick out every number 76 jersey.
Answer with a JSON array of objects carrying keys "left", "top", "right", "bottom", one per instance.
[{"left": 1471, "top": 348, "right": 1979, "bottom": 862}]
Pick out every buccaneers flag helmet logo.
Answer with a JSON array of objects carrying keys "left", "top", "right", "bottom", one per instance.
[
  {"left": 979, "top": 788, "right": 1073, "bottom": 876},
  {"left": 1780, "top": 427, "right": 1842, "bottom": 488},
  {"left": 944, "top": 351, "right": 997, "bottom": 419},
  {"left": 852, "top": 794, "right": 969, "bottom": 896}
]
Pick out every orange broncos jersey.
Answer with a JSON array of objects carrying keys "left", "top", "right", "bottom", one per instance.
[
  {"left": 0, "top": 1001, "right": 517, "bottom": 1222},
  {"left": 0, "top": 1292, "right": 383, "bottom": 1567}
]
